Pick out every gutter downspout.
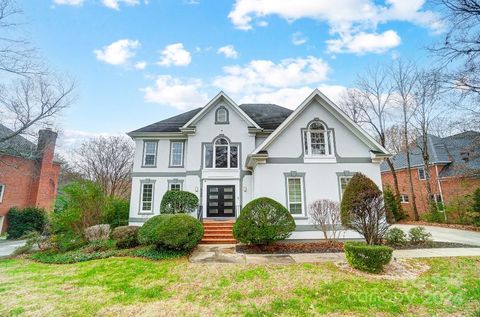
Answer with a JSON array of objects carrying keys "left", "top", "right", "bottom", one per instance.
[{"left": 435, "top": 165, "right": 447, "bottom": 222}]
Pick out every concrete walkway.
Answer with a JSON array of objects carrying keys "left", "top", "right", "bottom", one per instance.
[
  {"left": 392, "top": 224, "right": 480, "bottom": 246},
  {"left": 189, "top": 244, "right": 480, "bottom": 264},
  {"left": 0, "top": 240, "right": 26, "bottom": 258}
]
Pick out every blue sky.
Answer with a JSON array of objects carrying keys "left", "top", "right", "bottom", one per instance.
[{"left": 22, "top": 0, "right": 443, "bottom": 149}]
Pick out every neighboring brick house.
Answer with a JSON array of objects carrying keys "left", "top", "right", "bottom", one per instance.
[
  {"left": 381, "top": 131, "right": 480, "bottom": 219},
  {"left": 0, "top": 125, "right": 61, "bottom": 233}
]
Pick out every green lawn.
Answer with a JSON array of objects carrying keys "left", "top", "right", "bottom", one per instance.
[{"left": 0, "top": 256, "right": 479, "bottom": 316}]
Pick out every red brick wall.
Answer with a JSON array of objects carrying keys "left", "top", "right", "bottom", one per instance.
[
  {"left": 0, "top": 130, "right": 61, "bottom": 233},
  {"left": 381, "top": 165, "right": 480, "bottom": 219}
]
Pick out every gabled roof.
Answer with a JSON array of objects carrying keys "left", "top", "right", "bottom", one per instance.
[
  {"left": 252, "top": 89, "right": 390, "bottom": 155},
  {"left": 182, "top": 91, "right": 260, "bottom": 129},
  {"left": 0, "top": 124, "right": 38, "bottom": 158},
  {"left": 380, "top": 131, "right": 480, "bottom": 178},
  {"left": 128, "top": 98, "right": 293, "bottom": 134}
]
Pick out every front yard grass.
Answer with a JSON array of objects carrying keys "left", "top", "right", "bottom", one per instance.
[{"left": 0, "top": 256, "right": 479, "bottom": 316}]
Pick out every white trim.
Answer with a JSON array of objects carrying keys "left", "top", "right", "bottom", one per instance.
[
  {"left": 0, "top": 183, "right": 4, "bottom": 203},
  {"left": 400, "top": 194, "right": 409, "bottom": 203},
  {"left": 418, "top": 167, "right": 426, "bottom": 180},
  {"left": 182, "top": 91, "right": 260, "bottom": 129},
  {"left": 169, "top": 141, "right": 184, "bottom": 167},
  {"left": 286, "top": 177, "right": 305, "bottom": 216},
  {"left": 140, "top": 182, "right": 154, "bottom": 214},
  {"left": 252, "top": 89, "right": 389, "bottom": 155}
]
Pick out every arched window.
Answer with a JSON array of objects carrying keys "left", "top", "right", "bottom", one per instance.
[
  {"left": 215, "top": 106, "right": 229, "bottom": 124},
  {"left": 204, "top": 137, "right": 238, "bottom": 168},
  {"left": 304, "top": 120, "right": 332, "bottom": 157}
]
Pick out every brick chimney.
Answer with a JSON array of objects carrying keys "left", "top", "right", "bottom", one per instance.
[{"left": 30, "top": 128, "right": 60, "bottom": 210}]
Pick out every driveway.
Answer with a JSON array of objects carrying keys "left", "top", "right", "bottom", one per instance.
[
  {"left": 0, "top": 240, "right": 26, "bottom": 258},
  {"left": 393, "top": 224, "right": 480, "bottom": 246}
]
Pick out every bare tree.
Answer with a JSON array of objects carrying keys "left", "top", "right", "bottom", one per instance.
[
  {"left": 339, "top": 65, "right": 402, "bottom": 208},
  {"left": 347, "top": 195, "right": 390, "bottom": 245},
  {"left": 0, "top": 0, "right": 73, "bottom": 146},
  {"left": 390, "top": 60, "right": 420, "bottom": 220},
  {"left": 411, "top": 70, "right": 446, "bottom": 213},
  {"left": 74, "top": 136, "right": 134, "bottom": 199},
  {"left": 309, "top": 199, "right": 343, "bottom": 242}
]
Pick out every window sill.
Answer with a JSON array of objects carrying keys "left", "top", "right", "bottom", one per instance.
[
  {"left": 138, "top": 212, "right": 154, "bottom": 215},
  {"left": 292, "top": 216, "right": 308, "bottom": 220},
  {"left": 141, "top": 165, "right": 157, "bottom": 168}
]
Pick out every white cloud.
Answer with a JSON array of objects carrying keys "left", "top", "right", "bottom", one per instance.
[
  {"left": 94, "top": 39, "right": 140, "bottom": 65},
  {"left": 101, "top": 0, "right": 139, "bottom": 10},
  {"left": 53, "top": 0, "right": 85, "bottom": 6},
  {"left": 213, "top": 56, "right": 330, "bottom": 94},
  {"left": 157, "top": 43, "right": 192, "bottom": 67},
  {"left": 134, "top": 61, "right": 147, "bottom": 70},
  {"left": 142, "top": 75, "right": 208, "bottom": 110},
  {"left": 217, "top": 45, "right": 239, "bottom": 59},
  {"left": 326, "top": 30, "right": 401, "bottom": 54},
  {"left": 239, "top": 85, "right": 346, "bottom": 109},
  {"left": 228, "top": 0, "right": 442, "bottom": 54},
  {"left": 291, "top": 32, "right": 307, "bottom": 45}
]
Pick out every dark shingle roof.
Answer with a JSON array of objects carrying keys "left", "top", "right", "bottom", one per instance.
[
  {"left": 129, "top": 103, "right": 293, "bottom": 134},
  {"left": 239, "top": 104, "right": 293, "bottom": 130},
  {"left": 0, "top": 124, "right": 38, "bottom": 158},
  {"left": 380, "top": 131, "right": 480, "bottom": 178}
]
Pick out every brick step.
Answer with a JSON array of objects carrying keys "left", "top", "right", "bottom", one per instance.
[
  {"left": 203, "top": 229, "right": 234, "bottom": 233},
  {"left": 203, "top": 233, "right": 235, "bottom": 239},
  {"left": 202, "top": 222, "right": 234, "bottom": 227},
  {"left": 200, "top": 238, "right": 237, "bottom": 244}
]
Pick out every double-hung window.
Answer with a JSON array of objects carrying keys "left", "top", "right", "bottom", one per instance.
[
  {"left": 204, "top": 137, "right": 238, "bottom": 169},
  {"left": 169, "top": 183, "right": 182, "bottom": 191},
  {"left": 0, "top": 184, "right": 4, "bottom": 203},
  {"left": 170, "top": 141, "right": 184, "bottom": 167},
  {"left": 287, "top": 177, "right": 303, "bottom": 214},
  {"left": 400, "top": 194, "right": 409, "bottom": 203},
  {"left": 418, "top": 167, "right": 426, "bottom": 180},
  {"left": 140, "top": 183, "right": 154, "bottom": 213},
  {"left": 339, "top": 176, "right": 352, "bottom": 198},
  {"left": 143, "top": 141, "right": 157, "bottom": 167},
  {"left": 304, "top": 121, "right": 333, "bottom": 158}
]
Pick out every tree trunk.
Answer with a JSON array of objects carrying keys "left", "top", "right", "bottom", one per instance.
[
  {"left": 385, "top": 158, "right": 401, "bottom": 199},
  {"left": 421, "top": 138, "right": 435, "bottom": 212},
  {"left": 404, "top": 128, "right": 420, "bottom": 220}
]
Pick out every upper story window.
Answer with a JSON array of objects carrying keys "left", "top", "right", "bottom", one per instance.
[
  {"left": 169, "top": 141, "right": 184, "bottom": 167},
  {"left": 204, "top": 137, "right": 238, "bottom": 169},
  {"left": 215, "top": 106, "right": 229, "bottom": 124},
  {"left": 0, "top": 184, "right": 4, "bottom": 203},
  {"left": 418, "top": 167, "right": 426, "bottom": 180},
  {"left": 143, "top": 141, "right": 157, "bottom": 167},
  {"left": 304, "top": 120, "right": 333, "bottom": 157}
]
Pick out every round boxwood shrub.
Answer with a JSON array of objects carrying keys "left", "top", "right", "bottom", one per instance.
[
  {"left": 344, "top": 241, "right": 393, "bottom": 273},
  {"left": 384, "top": 227, "right": 407, "bottom": 246},
  {"left": 111, "top": 226, "right": 140, "bottom": 249},
  {"left": 7, "top": 207, "right": 47, "bottom": 239},
  {"left": 233, "top": 197, "right": 296, "bottom": 245},
  {"left": 138, "top": 214, "right": 203, "bottom": 251},
  {"left": 160, "top": 190, "right": 199, "bottom": 214}
]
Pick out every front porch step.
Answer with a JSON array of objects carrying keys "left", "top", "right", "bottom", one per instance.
[{"left": 201, "top": 220, "right": 236, "bottom": 244}]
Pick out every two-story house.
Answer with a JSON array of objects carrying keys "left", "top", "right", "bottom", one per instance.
[{"left": 127, "top": 90, "right": 389, "bottom": 239}]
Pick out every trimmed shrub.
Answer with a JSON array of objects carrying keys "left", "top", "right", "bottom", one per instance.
[
  {"left": 139, "top": 214, "right": 204, "bottom": 251},
  {"left": 160, "top": 190, "right": 199, "bottom": 214},
  {"left": 84, "top": 224, "right": 111, "bottom": 242},
  {"left": 383, "top": 185, "right": 405, "bottom": 223},
  {"left": 344, "top": 241, "right": 393, "bottom": 273},
  {"left": 340, "top": 173, "right": 389, "bottom": 245},
  {"left": 112, "top": 226, "right": 139, "bottom": 249},
  {"left": 7, "top": 207, "right": 47, "bottom": 239},
  {"left": 384, "top": 228, "right": 407, "bottom": 246},
  {"left": 233, "top": 197, "right": 296, "bottom": 245},
  {"left": 408, "top": 226, "right": 432, "bottom": 245},
  {"left": 55, "top": 232, "right": 86, "bottom": 252},
  {"left": 103, "top": 197, "right": 129, "bottom": 228}
]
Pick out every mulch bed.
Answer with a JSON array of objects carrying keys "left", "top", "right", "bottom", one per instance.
[
  {"left": 236, "top": 241, "right": 344, "bottom": 254},
  {"left": 398, "top": 220, "right": 480, "bottom": 232},
  {"left": 236, "top": 240, "right": 479, "bottom": 254}
]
